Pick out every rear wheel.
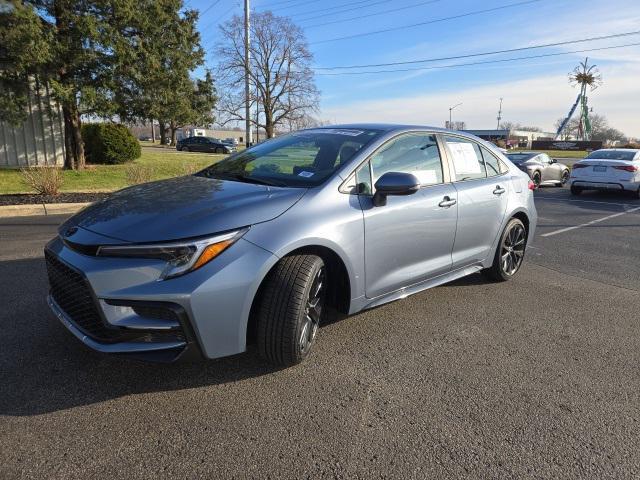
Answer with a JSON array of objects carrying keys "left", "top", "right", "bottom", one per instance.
[
  {"left": 257, "top": 255, "right": 327, "bottom": 366},
  {"left": 483, "top": 218, "right": 527, "bottom": 282},
  {"left": 570, "top": 185, "right": 582, "bottom": 195},
  {"left": 560, "top": 170, "right": 570, "bottom": 186}
]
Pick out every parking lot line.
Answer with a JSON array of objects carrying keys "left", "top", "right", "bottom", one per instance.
[{"left": 541, "top": 206, "right": 640, "bottom": 237}]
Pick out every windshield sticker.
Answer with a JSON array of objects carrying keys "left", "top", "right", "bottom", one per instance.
[{"left": 297, "top": 171, "right": 315, "bottom": 178}]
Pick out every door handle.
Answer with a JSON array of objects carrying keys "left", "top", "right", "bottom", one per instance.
[
  {"left": 438, "top": 196, "right": 457, "bottom": 208},
  {"left": 493, "top": 186, "right": 506, "bottom": 195}
]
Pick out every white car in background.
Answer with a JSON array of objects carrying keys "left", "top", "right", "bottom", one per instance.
[{"left": 570, "top": 149, "right": 640, "bottom": 198}]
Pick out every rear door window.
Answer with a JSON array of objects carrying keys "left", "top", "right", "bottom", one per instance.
[
  {"left": 480, "top": 147, "right": 502, "bottom": 177},
  {"left": 444, "top": 136, "right": 487, "bottom": 181}
]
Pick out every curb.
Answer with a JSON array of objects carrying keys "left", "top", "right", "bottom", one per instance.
[{"left": 0, "top": 202, "right": 90, "bottom": 218}]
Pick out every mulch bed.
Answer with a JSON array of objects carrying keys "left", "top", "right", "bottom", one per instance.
[{"left": 0, "top": 192, "right": 111, "bottom": 206}]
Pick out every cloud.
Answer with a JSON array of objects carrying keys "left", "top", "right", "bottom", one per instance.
[{"left": 320, "top": 60, "right": 640, "bottom": 137}]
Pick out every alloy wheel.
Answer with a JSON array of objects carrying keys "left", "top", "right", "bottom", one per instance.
[
  {"left": 561, "top": 170, "right": 569, "bottom": 185},
  {"left": 300, "top": 267, "right": 325, "bottom": 354},
  {"left": 500, "top": 223, "right": 526, "bottom": 276}
]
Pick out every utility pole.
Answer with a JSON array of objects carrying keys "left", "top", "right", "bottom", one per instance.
[
  {"left": 448, "top": 103, "right": 462, "bottom": 129},
  {"left": 255, "top": 78, "right": 259, "bottom": 143},
  {"left": 496, "top": 97, "right": 503, "bottom": 130},
  {"left": 243, "top": 0, "right": 253, "bottom": 148}
]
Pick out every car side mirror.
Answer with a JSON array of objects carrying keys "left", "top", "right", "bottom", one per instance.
[
  {"left": 372, "top": 172, "right": 420, "bottom": 207},
  {"left": 549, "top": 158, "right": 556, "bottom": 164}
]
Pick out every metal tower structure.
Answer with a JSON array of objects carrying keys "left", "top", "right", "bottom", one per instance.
[{"left": 555, "top": 58, "right": 602, "bottom": 140}]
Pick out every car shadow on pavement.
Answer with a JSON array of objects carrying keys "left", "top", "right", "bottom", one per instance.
[{"left": 0, "top": 257, "right": 285, "bottom": 417}]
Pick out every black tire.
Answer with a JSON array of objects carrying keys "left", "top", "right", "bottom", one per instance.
[
  {"left": 215, "top": 147, "right": 224, "bottom": 154},
  {"left": 560, "top": 170, "right": 570, "bottom": 186},
  {"left": 570, "top": 185, "right": 582, "bottom": 195},
  {"left": 183, "top": 146, "right": 190, "bottom": 152},
  {"left": 257, "top": 255, "right": 327, "bottom": 366},
  {"left": 532, "top": 171, "right": 541, "bottom": 188},
  {"left": 483, "top": 218, "right": 527, "bottom": 282}
]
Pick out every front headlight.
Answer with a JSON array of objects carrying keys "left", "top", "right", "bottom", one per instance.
[{"left": 96, "top": 228, "right": 248, "bottom": 279}]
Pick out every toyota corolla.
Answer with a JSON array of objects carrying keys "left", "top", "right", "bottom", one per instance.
[{"left": 45, "top": 125, "right": 537, "bottom": 366}]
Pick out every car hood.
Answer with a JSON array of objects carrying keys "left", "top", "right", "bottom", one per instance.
[{"left": 65, "top": 175, "right": 307, "bottom": 243}]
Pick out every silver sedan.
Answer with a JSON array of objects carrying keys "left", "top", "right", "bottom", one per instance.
[
  {"left": 507, "top": 152, "right": 570, "bottom": 188},
  {"left": 45, "top": 125, "right": 537, "bottom": 366}
]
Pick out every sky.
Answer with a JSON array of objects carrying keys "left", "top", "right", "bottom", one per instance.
[{"left": 193, "top": 0, "right": 640, "bottom": 138}]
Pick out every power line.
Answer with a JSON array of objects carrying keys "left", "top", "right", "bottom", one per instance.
[
  {"left": 266, "top": 0, "right": 326, "bottom": 13},
  {"left": 290, "top": 0, "right": 389, "bottom": 20},
  {"left": 314, "top": 41, "right": 640, "bottom": 75},
  {"left": 309, "top": 0, "right": 543, "bottom": 45},
  {"left": 296, "top": 0, "right": 392, "bottom": 23},
  {"left": 200, "top": 0, "right": 223, "bottom": 17},
  {"left": 315, "top": 30, "right": 640, "bottom": 69},
  {"left": 303, "top": 0, "right": 442, "bottom": 28},
  {"left": 256, "top": 0, "right": 308, "bottom": 7}
]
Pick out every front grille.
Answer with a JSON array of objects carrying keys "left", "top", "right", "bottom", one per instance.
[{"left": 45, "top": 250, "right": 185, "bottom": 344}]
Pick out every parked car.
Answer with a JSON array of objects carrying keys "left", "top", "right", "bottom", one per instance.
[
  {"left": 506, "top": 152, "right": 570, "bottom": 188},
  {"left": 45, "top": 125, "right": 536, "bottom": 366},
  {"left": 570, "top": 148, "right": 640, "bottom": 198},
  {"left": 176, "top": 136, "right": 237, "bottom": 154},
  {"left": 224, "top": 137, "right": 240, "bottom": 146}
]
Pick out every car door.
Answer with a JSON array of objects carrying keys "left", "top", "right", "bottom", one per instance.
[
  {"left": 540, "top": 153, "right": 562, "bottom": 181},
  {"left": 442, "top": 135, "right": 509, "bottom": 269},
  {"left": 358, "top": 132, "right": 458, "bottom": 298}
]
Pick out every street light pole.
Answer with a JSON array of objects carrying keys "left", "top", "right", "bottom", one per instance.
[
  {"left": 243, "top": 0, "right": 253, "bottom": 148},
  {"left": 448, "top": 103, "right": 462, "bottom": 129}
]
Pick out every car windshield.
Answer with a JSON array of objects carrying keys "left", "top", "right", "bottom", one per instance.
[
  {"left": 586, "top": 150, "right": 637, "bottom": 161},
  {"left": 506, "top": 153, "right": 535, "bottom": 163},
  {"left": 197, "top": 128, "right": 382, "bottom": 187}
]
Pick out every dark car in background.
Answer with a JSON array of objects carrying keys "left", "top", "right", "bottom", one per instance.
[
  {"left": 506, "top": 152, "right": 570, "bottom": 188},
  {"left": 177, "top": 136, "right": 237, "bottom": 154}
]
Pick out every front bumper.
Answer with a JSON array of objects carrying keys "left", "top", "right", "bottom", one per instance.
[
  {"left": 48, "top": 295, "right": 194, "bottom": 362},
  {"left": 45, "top": 231, "right": 278, "bottom": 361}
]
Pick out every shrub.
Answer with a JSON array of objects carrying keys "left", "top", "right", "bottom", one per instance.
[
  {"left": 82, "top": 123, "right": 141, "bottom": 164},
  {"left": 20, "top": 167, "right": 64, "bottom": 195},
  {"left": 125, "top": 164, "right": 153, "bottom": 185}
]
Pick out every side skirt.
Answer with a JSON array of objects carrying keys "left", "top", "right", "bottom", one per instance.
[{"left": 351, "top": 264, "right": 484, "bottom": 313}]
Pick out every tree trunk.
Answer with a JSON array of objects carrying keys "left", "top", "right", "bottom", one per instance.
[
  {"left": 159, "top": 122, "right": 167, "bottom": 145},
  {"left": 62, "top": 104, "right": 85, "bottom": 170},
  {"left": 169, "top": 120, "right": 177, "bottom": 146},
  {"left": 63, "top": 112, "right": 75, "bottom": 169},
  {"left": 150, "top": 119, "right": 156, "bottom": 143}
]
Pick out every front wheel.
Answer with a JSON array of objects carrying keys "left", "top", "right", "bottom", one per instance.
[
  {"left": 560, "top": 170, "right": 570, "bottom": 186},
  {"left": 257, "top": 255, "right": 327, "bottom": 366},
  {"left": 570, "top": 185, "right": 582, "bottom": 195},
  {"left": 532, "top": 171, "right": 541, "bottom": 189},
  {"left": 215, "top": 147, "right": 224, "bottom": 154},
  {"left": 483, "top": 218, "right": 527, "bottom": 282}
]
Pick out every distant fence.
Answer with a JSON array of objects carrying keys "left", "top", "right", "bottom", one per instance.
[{"left": 0, "top": 80, "right": 66, "bottom": 168}]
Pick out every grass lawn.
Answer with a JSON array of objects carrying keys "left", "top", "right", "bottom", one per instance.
[
  {"left": 511, "top": 149, "right": 588, "bottom": 159},
  {"left": 0, "top": 150, "right": 224, "bottom": 195}
]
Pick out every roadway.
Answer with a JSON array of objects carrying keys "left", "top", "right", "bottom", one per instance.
[{"left": 1, "top": 187, "right": 639, "bottom": 478}]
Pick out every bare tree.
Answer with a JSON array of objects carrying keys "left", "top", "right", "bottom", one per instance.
[
  {"left": 554, "top": 113, "right": 626, "bottom": 143},
  {"left": 216, "top": 11, "right": 319, "bottom": 138}
]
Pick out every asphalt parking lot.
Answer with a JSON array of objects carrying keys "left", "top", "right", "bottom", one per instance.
[{"left": 1, "top": 187, "right": 639, "bottom": 479}]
